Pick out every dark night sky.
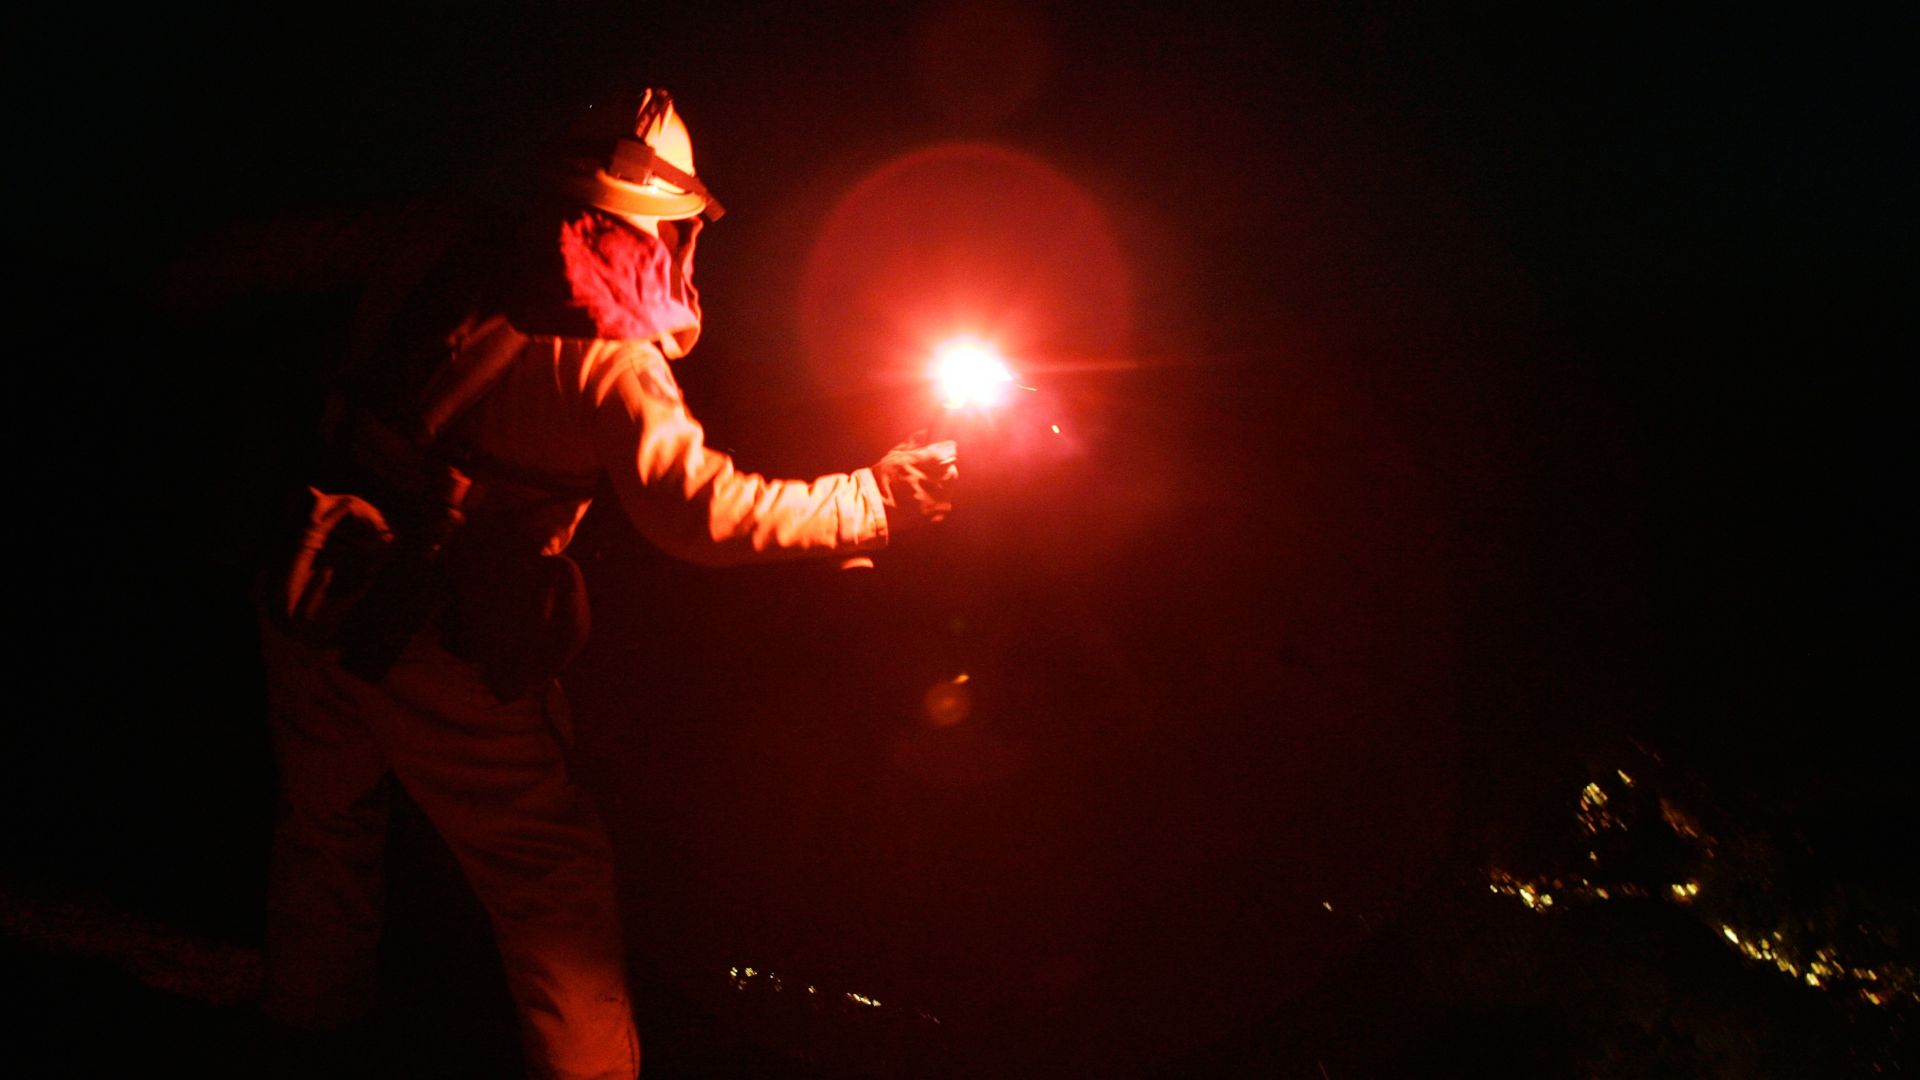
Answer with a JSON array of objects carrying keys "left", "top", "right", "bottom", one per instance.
[{"left": 7, "top": 4, "right": 1910, "bottom": 1076}]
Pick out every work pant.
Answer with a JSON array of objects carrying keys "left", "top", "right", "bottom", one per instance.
[{"left": 259, "top": 616, "right": 640, "bottom": 1080}]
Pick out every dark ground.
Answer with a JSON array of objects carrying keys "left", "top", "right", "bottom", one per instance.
[{"left": 5, "top": 4, "right": 1911, "bottom": 1077}]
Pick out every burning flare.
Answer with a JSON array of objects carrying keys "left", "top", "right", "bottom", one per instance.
[{"left": 932, "top": 337, "right": 1015, "bottom": 410}]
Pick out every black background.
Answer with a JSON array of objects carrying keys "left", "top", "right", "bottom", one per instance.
[{"left": 6, "top": 4, "right": 1910, "bottom": 1077}]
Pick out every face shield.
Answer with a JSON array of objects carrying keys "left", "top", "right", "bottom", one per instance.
[
  {"left": 652, "top": 215, "right": 704, "bottom": 358},
  {"left": 657, "top": 215, "right": 701, "bottom": 277}
]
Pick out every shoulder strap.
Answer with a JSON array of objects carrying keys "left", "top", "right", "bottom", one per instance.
[
  {"left": 320, "top": 312, "right": 529, "bottom": 512},
  {"left": 414, "top": 313, "right": 529, "bottom": 446}
]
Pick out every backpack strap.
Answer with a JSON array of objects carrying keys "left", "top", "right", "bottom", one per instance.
[
  {"left": 416, "top": 313, "right": 529, "bottom": 445},
  {"left": 324, "top": 311, "right": 538, "bottom": 515},
  {"left": 325, "top": 318, "right": 525, "bottom": 685}
]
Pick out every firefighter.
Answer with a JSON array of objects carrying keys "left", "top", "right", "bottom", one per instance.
[{"left": 257, "top": 88, "right": 956, "bottom": 1078}]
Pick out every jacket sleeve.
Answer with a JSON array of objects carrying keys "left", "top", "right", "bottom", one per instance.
[{"left": 583, "top": 340, "right": 891, "bottom": 566}]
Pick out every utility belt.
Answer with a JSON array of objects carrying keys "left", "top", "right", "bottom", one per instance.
[{"left": 268, "top": 404, "right": 592, "bottom": 704}]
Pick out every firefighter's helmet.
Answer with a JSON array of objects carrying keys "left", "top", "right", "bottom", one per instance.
[{"left": 556, "top": 88, "right": 724, "bottom": 224}]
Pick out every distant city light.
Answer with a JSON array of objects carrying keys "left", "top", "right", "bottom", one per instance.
[
  {"left": 1488, "top": 769, "right": 1918, "bottom": 1015},
  {"left": 725, "top": 962, "right": 935, "bottom": 1024}
]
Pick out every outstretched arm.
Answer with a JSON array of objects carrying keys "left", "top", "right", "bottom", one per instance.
[{"left": 585, "top": 341, "right": 954, "bottom": 566}]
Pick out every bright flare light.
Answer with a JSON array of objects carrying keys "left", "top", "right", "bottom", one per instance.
[{"left": 932, "top": 338, "right": 1015, "bottom": 410}]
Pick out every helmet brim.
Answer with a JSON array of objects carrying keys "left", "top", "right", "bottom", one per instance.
[{"left": 560, "top": 168, "right": 709, "bottom": 222}]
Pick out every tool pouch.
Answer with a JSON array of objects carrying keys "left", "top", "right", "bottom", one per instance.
[
  {"left": 440, "top": 528, "right": 592, "bottom": 705},
  {"left": 268, "top": 486, "right": 398, "bottom": 648}
]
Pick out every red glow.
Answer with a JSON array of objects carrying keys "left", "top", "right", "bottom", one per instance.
[{"left": 800, "top": 142, "right": 1131, "bottom": 442}]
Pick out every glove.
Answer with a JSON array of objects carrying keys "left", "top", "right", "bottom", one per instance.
[{"left": 873, "top": 436, "right": 958, "bottom": 532}]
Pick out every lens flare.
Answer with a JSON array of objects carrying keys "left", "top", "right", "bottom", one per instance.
[
  {"left": 922, "top": 672, "right": 973, "bottom": 727},
  {"left": 932, "top": 338, "right": 1014, "bottom": 410}
]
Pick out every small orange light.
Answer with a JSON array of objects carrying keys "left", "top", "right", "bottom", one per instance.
[
  {"left": 932, "top": 338, "right": 1014, "bottom": 410},
  {"left": 922, "top": 672, "right": 973, "bottom": 727}
]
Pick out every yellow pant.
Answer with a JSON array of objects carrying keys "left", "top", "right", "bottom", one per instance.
[{"left": 259, "top": 617, "right": 639, "bottom": 1079}]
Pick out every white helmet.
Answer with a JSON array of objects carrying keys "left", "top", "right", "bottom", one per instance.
[{"left": 555, "top": 88, "right": 724, "bottom": 224}]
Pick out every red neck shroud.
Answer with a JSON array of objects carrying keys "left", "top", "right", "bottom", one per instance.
[{"left": 556, "top": 211, "right": 701, "bottom": 346}]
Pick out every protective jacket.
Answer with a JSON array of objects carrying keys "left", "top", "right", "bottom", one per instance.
[
  {"left": 274, "top": 205, "right": 892, "bottom": 700},
  {"left": 443, "top": 316, "right": 889, "bottom": 566},
  {"left": 423, "top": 204, "right": 889, "bottom": 566},
  {"left": 259, "top": 204, "right": 895, "bottom": 1080}
]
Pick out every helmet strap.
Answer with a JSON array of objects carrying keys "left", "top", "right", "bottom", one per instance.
[{"left": 609, "top": 139, "right": 726, "bottom": 222}]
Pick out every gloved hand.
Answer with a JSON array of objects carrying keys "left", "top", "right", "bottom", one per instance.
[{"left": 873, "top": 435, "right": 958, "bottom": 531}]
